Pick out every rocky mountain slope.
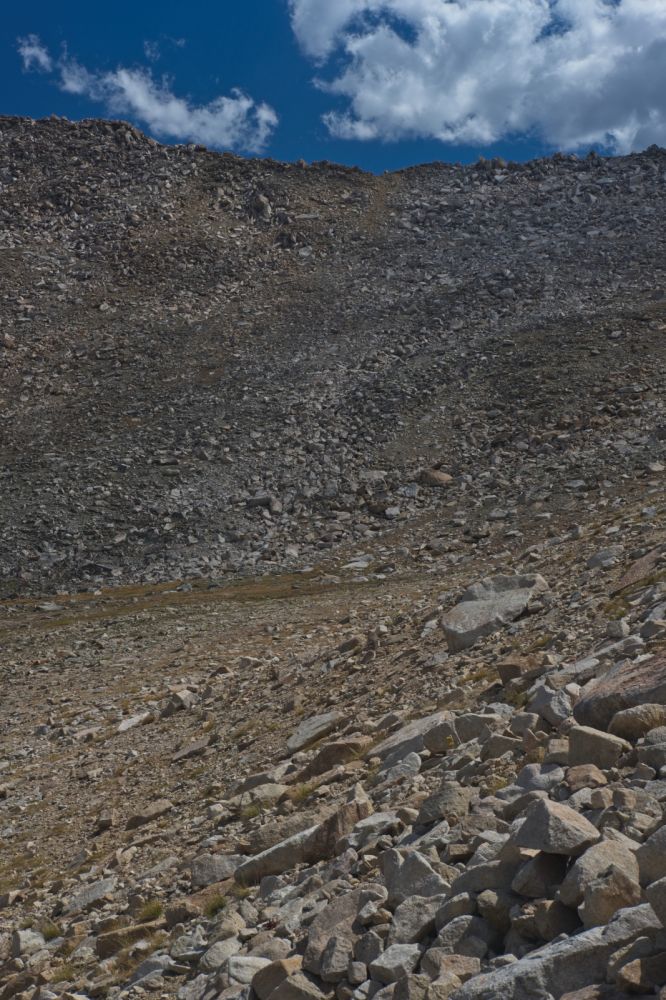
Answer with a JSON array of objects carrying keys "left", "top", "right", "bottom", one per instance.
[{"left": 1, "top": 117, "right": 666, "bottom": 1000}]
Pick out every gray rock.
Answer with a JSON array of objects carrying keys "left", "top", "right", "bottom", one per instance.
[
  {"left": 441, "top": 575, "right": 550, "bottom": 652},
  {"left": 579, "top": 864, "right": 642, "bottom": 928},
  {"left": 303, "top": 885, "right": 386, "bottom": 977},
  {"left": 191, "top": 853, "right": 243, "bottom": 888},
  {"left": 449, "top": 905, "right": 661, "bottom": 999},
  {"left": 11, "top": 928, "right": 46, "bottom": 957},
  {"left": 371, "top": 713, "right": 455, "bottom": 763},
  {"left": 417, "top": 783, "right": 475, "bottom": 825},
  {"left": 568, "top": 726, "right": 631, "bottom": 769},
  {"left": 514, "top": 798, "right": 600, "bottom": 856},
  {"left": 381, "top": 849, "right": 451, "bottom": 907},
  {"left": 636, "top": 824, "right": 666, "bottom": 885},
  {"left": 200, "top": 936, "right": 242, "bottom": 971},
  {"left": 63, "top": 876, "right": 117, "bottom": 914},
  {"left": 227, "top": 955, "right": 273, "bottom": 984},
  {"left": 388, "top": 895, "right": 447, "bottom": 946},
  {"left": 574, "top": 652, "right": 666, "bottom": 730},
  {"left": 610, "top": 704, "right": 666, "bottom": 741},
  {"left": 559, "top": 839, "right": 639, "bottom": 907},
  {"left": 528, "top": 685, "right": 573, "bottom": 727},
  {"left": 287, "top": 712, "right": 343, "bottom": 753},
  {"left": 370, "top": 944, "right": 423, "bottom": 984},
  {"left": 646, "top": 876, "right": 666, "bottom": 926}
]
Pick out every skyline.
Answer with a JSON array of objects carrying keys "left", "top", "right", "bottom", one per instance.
[{"left": 4, "top": 0, "right": 666, "bottom": 173}]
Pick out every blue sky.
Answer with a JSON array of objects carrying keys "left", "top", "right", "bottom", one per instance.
[{"left": 4, "top": 0, "right": 666, "bottom": 172}]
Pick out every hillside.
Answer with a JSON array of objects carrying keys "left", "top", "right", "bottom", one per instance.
[{"left": 1, "top": 117, "right": 666, "bottom": 1000}]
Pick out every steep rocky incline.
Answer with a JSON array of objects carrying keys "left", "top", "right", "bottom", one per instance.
[
  {"left": 1, "top": 117, "right": 666, "bottom": 1000},
  {"left": 1, "top": 116, "right": 664, "bottom": 593}
]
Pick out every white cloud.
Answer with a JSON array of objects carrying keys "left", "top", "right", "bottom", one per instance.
[
  {"left": 18, "top": 34, "right": 53, "bottom": 73},
  {"left": 18, "top": 37, "right": 278, "bottom": 153},
  {"left": 289, "top": 0, "right": 666, "bottom": 152},
  {"left": 143, "top": 40, "right": 161, "bottom": 62}
]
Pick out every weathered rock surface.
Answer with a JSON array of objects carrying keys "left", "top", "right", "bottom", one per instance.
[{"left": 440, "top": 575, "right": 550, "bottom": 652}]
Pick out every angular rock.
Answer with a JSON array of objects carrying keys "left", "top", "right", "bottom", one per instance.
[
  {"left": 636, "top": 824, "right": 666, "bottom": 885},
  {"left": 126, "top": 798, "right": 173, "bottom": 830},
  {"left": 191, "top": 853, "right": 242, "bottom": 888},
  {"left": 574, "top": 653, "right": 666, "bottom": 730},
  {"left": 370, "top": 944, "right": 423, "bottom": 984},
  {"left": 381, "top": 849, "right": 451, "bottom": 908},
  {"left": 580, "top": 865, "right": 642, "bottom": 928},
  {"left": 303, "top": 885, "right": 386, "bottom": 977},
  {"left": 568, "top": 727, "right": 631, "bottom": 769},
  {"left": 449, "top": 905, "right": 661, "bottom": 999},
  {"left": 609, "top": 704, "right": 666, "bottom": 741},
  {"left": 514, "top": 798, "right": 601, "bottom": 856},
  {"left": 388, "top": 895, "right": 448, "bottom": 946},
  {"left": 441, "top": 575, "right": 550, "bottom": 653},
  {"left": 287, "top": 712, "right": 343, "bottom": 754},
  {"left": 560, "top": 840, "right": 640, "bottom": 908},
  {"left": 254, "top": 957, "right": 304, "bottom": 1000}
]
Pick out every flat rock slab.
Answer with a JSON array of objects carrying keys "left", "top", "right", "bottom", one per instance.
[
  {"left": 441, "top": 574, "right": 550, "bottom": 652},
  {"left": 370, "top": 712, "right": 454, "bottom": 762},
  {"left": 286, "top": 712, "right": 343, "bottom": 754},
  {"left": 126, "top": 798, "right": 173, "bottom": 830},
  {"left": 610, "top": 545, "right": 664, "bottom": 595},
  {"left": 574, "top": 653, "right": 666, "bottom": 730}
]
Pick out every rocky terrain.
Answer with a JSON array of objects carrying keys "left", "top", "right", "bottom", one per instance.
[{"left": 1, "top": 116, "right": 666, "bottom": 1000}]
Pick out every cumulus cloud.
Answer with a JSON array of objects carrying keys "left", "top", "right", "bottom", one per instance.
[
  {"left": 18, "top": 34, "right": 53, "bottom": 73},
  {"left": 18, "top": 37, "right": 278, "bottom": 153},
  {"left": 289, "top": 0, "right": 666, "bottom": 152}
]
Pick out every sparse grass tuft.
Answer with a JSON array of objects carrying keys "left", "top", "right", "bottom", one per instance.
[
  {"left": 41, "top": 918, "right": 62, "bottom": 941},
  {"left": 287, "top": 781, "right": 316, "bottom": 804},
  {"left": 204, "top": 893, "right": 227, "bottom": 918},
  {"left": 136, "top": 899, "right": 163, "bottom": 923},
  {"left": 239, "top": 802, "right": 262, "bottom": 821}
]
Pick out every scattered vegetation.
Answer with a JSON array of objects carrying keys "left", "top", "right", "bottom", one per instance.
[{"left": 136, "top": 900, "right": 163, "bottom": 923}]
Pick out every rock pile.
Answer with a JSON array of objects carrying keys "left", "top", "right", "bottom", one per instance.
[
  {"left": 0, "top": 117, "right": 664, "bottom": 593},
  {"left": 1, "top": 117, "right": 666, "bottom": 1000}
]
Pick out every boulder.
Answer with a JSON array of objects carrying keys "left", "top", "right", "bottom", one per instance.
[
  {"left": 568, "top": 727, "right": 631, "bottom": 770},
  {"left": 579, "top": 865, "right": 642, "bottom": 928},
  {"left": 253, "top": 958, "right": 304, "bottom": 1000},
  {"left": 235, "top": 795, "right": 372, "bottom": 883},
  {"left": 560, "top": 840, "right": 639, "bottom": 908},
  {"left": 191, "top": 853, "right": 242, "bottom": 888},
  {"left": 574, "top": 653, "right": 666, "bottom": 730},
  {"left": 303, "top": 884, "right": 386, "bottom": 977},
  {"left": 609, "top": 704, "right": 666, "bottom": 741},
  {"left": 514, "top": 799, "right": 600, "bottom": 856},
  {"left": 388, "top": 895, "right": 449, "bottom": 946},
  {"left": 370, "top": 944, "right": 423, "bottom": 984},
  {"left": 449, "top": 905, "right": 661, "bottom": 1000},
  {"left": 287, "top": 712, "right": 343, "bottom": 754},
  {"left": 371, "top": 713, "right": 455, "bottom": 763},
  {"left": 381, "top": 849, "right": 451, "bottom": 907},
  {"left": 636, "top": 824, "right": 666, "bottom": 885},
  {"left": 440, "top": 575, "right": 550, "bottom": 653}
]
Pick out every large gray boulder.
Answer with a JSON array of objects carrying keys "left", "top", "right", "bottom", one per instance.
[
  {"left": 303, "top": 884, "right": 386, "bottom": 977},
  {"left": 449, "top": 905, "right": 661, "bottom": 1000},
  {"left": 513, "top": 799, "right": 600, "bottom": 856},
  {"left": 441, "top": 575, "right": 550, "bottom": 652},
  {"left": 574, "top": 652, "right": 666, "bottom": 730}
]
